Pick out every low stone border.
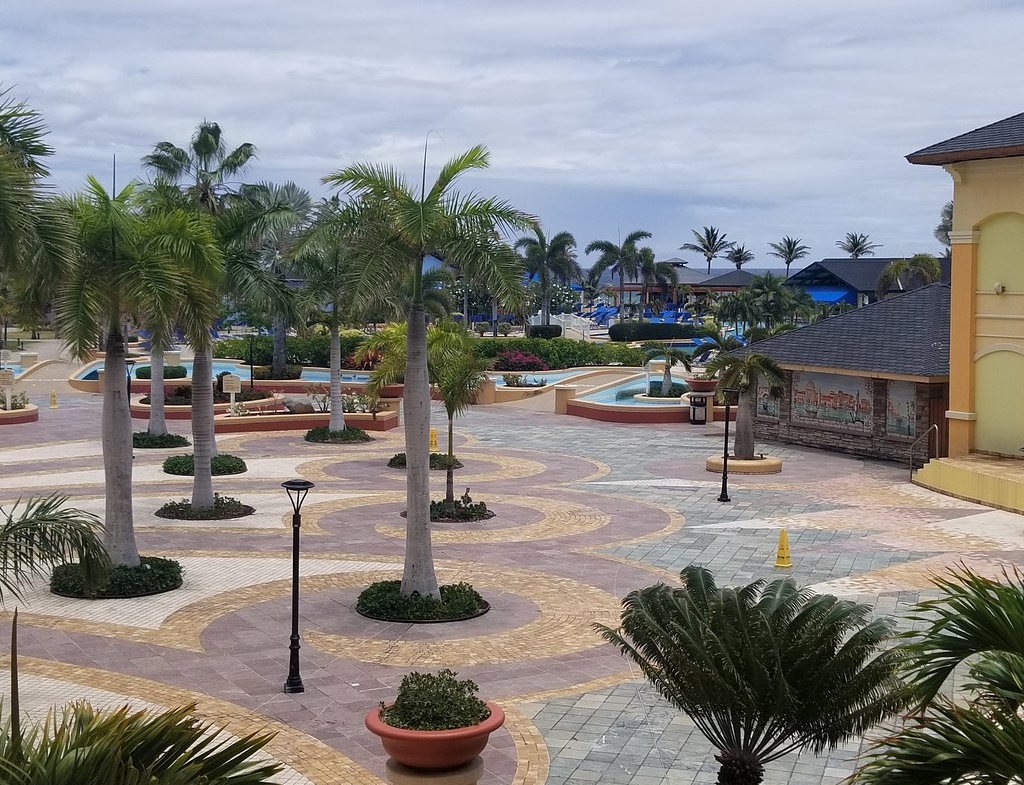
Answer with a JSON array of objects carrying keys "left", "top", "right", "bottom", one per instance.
[
  {"left": 214, "top": 409, "right": 400, "bottom": 433},
  {"left": 0, "top": 403, "right": 39, "bottom": 424},
  {"left": 705, "top": 454, "right": 784, "bottom": 475}
]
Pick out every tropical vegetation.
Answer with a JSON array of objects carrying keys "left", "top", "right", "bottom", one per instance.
[
  {"left": 766, "top": 235, "right": 810, "bottom": 278},
  {"left": 836, "top": 231, "right": 880, "bottom": 258},
  {"left": 705, "top": 350, "right": 785, "bottom": 460},
  {"left": 681, "top": 225, "right": 733, "bottom": 274},
  {"left": 586, "top": 229, "right": 651, "bottom": 317},
  {"left": 875, "top": 253, "right": 941, "bottom": 299},
  {"left": 515, "top": 227, "right": 580, "bottom": 326}
]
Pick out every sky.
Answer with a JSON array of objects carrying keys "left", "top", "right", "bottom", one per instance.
[{"left": 4, "top": 1, "right": 1022, "bottom": 271}]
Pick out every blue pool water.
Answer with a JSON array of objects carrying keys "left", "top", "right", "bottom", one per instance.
[
  {"left": 2, "top": 364, "right": 24, "bottom": 378},
  {"left": 493, "top": 369, "right": 586, "bottom": 387},
  {"left": 77, "top": 361, "right": 369, "bottom": 384},
  {"left": 579, "top": 377, "right": 691, "bottom": 405}
]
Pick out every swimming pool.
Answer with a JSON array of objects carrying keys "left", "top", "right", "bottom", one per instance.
[
  {"left": 492, "top": 369, "right": 587, "bottom": 387},
  {"left": 75, "top": 361, "right": 368, "bottom": 384},
  {"left": 2, "top": 364, "right": 24, "bottom": 378},
  {"left": 578, "top": 377, "right": 691, "bottom": 405}
]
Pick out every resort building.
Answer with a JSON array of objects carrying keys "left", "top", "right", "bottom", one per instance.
[{"left": 785, "top": 257, "right": 952, "bottom": 307}]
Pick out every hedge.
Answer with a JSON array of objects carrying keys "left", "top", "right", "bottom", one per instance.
[
  {"left": 475, "top": 337, "right": 644, "bottom": 369},
  {"left": 525, "top": 324, "right": 562, "bottom": 339},
  {"left": 135, "top": 365, "right": 187, "bottom": 379},
  {"left": 608, "top": 322, "right": 699, "bottom": 342},
  {"left": 213, "top": 331, "right": 365, "bottom": 368}
]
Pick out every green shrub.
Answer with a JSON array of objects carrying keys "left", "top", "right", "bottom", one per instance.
[
  {"left": 132, "top": 431, "right": 191, "bottom": 449},
  {"left": 501, "top": 373, "right": 547, "bottom": 388},
  {"left": 155, "top": 494, "right": 254, "bottom": 520},
  {"left": 356, "top": 580, "right": 486, "bottom": 622},
  {"left": 0, "top": 391, "right": 30, "bottom": 411},
  {"left": 380, "top": 669, "right": 490, "bottom": 731},
  {"left": 162, "top": 454, "right": 248, "bottom": 476},
  {"left": 141, "top": 386, "right": 270, "bottom": 406},
  {"left": 497, "top": 322, "right": 513, "bottom": 336},
  {"left": 252, "top": 364, "right": 303, "bottom": 380},
  {"left": 430, "top": 489, "right": 492, "bottom": 521},
  {"left": 304, "top": 425, "right": 372, "bottom": 444},
  {"left": 647, "top": 382, "right": 689, "bottom": 397},
  {"left": 608, "top": 322, "right": 698, "bottom": 342},
  {"left": 388, "top": 452, "right": 463, "bottom": 470},
  {"left": 213, "top": 333, "right": 365, "bottom": 367},
  {"left": 473, "top": 337, "right": 643, "bottom": 369},
  {"left": 134, "top": 364, "right": 187, "bottom": 380},
  {"left": 473, "top": 322, "right": 488, "bottom": 336},
  {"left": 526, "top": 324, "right": 562, "bottom": 339},
  {"left": 51, "top": 556, "right": 183, "bottom": 598}
]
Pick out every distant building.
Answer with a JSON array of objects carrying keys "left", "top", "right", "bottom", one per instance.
[{"left": 785, "top": 257, "right": 952, "bottom": 307}]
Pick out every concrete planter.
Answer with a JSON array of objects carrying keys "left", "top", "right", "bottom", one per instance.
[
  {"left": 0, "top": 403, "right": 39, "bottom": 424},
  {"left": 365, "top": 702, "right": 505, "bottom": 771},
  {"left": 213, "top": 409, "right": 400, "bottom": 433}
]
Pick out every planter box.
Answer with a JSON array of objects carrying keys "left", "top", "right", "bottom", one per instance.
[
  {"left": 213, "top": 409, "right": 400, "bottom": 433},
  {"left": 685, "top": 378, "right": 720, "bottom": 393},
  {"left": 0, "top": 403, "right": 39, "bottom": 425},
  {"left": 365, "top": 702, "right": 505, "bottom": 770},
  {"left": 131, "top": 394, "right": 283, "bottom": 420}
]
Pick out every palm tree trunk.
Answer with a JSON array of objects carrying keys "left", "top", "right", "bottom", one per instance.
[
  {"left": 491, "top": 298, "right": 498, "bottom": 337},
  {"left": 733, "top": 388, "right": 757, "bottom": 460},
  {"left": 784, "top": 260, "right": 791, "bottom": 279},
  {"left": 707, "top": 254, "right": 713, "bottom": 275},
  {"left": 328, "top": 316, "right": 345, "bottom": 431},
  {"left": 640, "top": 284, "right": 648, "bottom": 322},
  {"left": 147, "top": 342, "right": 168, "bottom": 436},
  {"left": 715, "top": 752, "right": 764, "bottom": 785},
  {"left": 445, "top": 414, "right": 455, "bottom": 505},
  {"left": 463, "top": 286, "right": 470, "bottom": 331},
  {"left": 618, "top": 272, "right": 625, "bottom": 321},
  {"left": 271, "top": 315, "right": 287, "bottom": 378},
  {"left": 102, "top": 325, "right": 140, "bottom": 567},
  {"left": 190, "top": 347, "right": 216, "bottom": 511},
  {"left": 401, "top": 300, "right": 440, "bottom": 598}
]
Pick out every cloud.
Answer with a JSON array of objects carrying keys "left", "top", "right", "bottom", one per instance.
[{"left": 3, "top": 0, "right": 1020, "bottom": 265}]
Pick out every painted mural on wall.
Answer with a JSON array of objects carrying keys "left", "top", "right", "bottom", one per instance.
[
  {"left": 791, "top": 372, "right": 873, "bottom": 432},
  {"left": 756, "top": 380, "right": 780, "bottom": 420},
  {"left": 886, "top": 380, "right": 917, "bottom": 437}
]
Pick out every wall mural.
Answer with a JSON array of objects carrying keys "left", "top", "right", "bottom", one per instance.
[
  {"left": 756, "top": 380, "right": 780, "bottom": 420},
  {"left": 886, "top": 380, "right": 917, "bottom": 437},
  {"left": 791, "top": 372, "right": 873, "bottom": 432}
]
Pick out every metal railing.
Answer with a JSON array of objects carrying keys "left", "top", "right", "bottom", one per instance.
[{"left": 908, "top": 423, "right": 939, "bottom": 479}]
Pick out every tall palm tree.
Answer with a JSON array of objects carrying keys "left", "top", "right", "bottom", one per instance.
[
  {"left": 724, "top": 244, "right": 754, "bottom": 271},
  {"left": 597, "top": 566, "right": 906, "bottom": 785},
  {"left": 514, "top": 227, "right": 580, "bottom": 326},
  {"left": 0, "top": 494, "right": 109, "bottom": 603},
  {"left": 836, "top": 232, "right": 880, "bottom": 258},
  {"left": 586, "top": 230, "right": 651, "bottom": 318},
  {"left": 747, "top": 272, "right": 793, "bottom": 328},
  {"left": 641, "top": 342, "right": 692, "bottom": 395},
  {"left": 766, "top": 236, "right": 810, "bottom": 278},
  {"left": 323, "top": 145, "right": 533, "bottom": 598},
  {"left": 142, "top": 122, "right": 262, "bottom": 511},
  {"left": 681, "top": 226, "right": 733, "bottom": 275},
  {"left": 705, "top": 350, "right": 785, "bottom": 460},
  {"left": 436, "top": 351, "right": 490, "bottom": 507},
  {"left": 637, "top": 247, "right": 678, "bottom": 317},
  {"left": 578, "top": 266, "right": 605, "bottom": 306},
  {"left": 60, "top": 179, "right": 218, "bottom": 564},
  {"left": 934, "top": 200, "right": 953, "bottom": 260},
  {"left": 854, "top": 567, "right": 1024, "bottom": 783},
  {"left": 875, "top": 253, "right": 942, "bottom": 300}
]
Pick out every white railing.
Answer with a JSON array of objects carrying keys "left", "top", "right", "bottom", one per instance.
[{"left": 529, "top": 312, "right": 594, "bottom": 337}]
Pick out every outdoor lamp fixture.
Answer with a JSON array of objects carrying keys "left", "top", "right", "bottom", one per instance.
[
  {"left": 125, "top": 359, "right": 136, "bottom": 399},
  {"left": 282, "top": 478, "right": 315, "bottom": 694},
  {"left": 248, "top": 333, "right": 256, "bottom": 389},
  {"left": 717, "top": 387, "right": 739, "bottom": 503}
]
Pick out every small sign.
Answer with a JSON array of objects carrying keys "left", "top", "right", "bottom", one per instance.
[
  {"left": 0, "top": 350, "right": 10, "bottom": 365},
  {"left": 221, "top": 374, "right": 242, "bottom": 394},
  {"left": 0, "top": 369, "right": 15, "bottom": 389}
]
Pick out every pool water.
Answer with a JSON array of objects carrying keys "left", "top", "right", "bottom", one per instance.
[
  {"left": 579, "top": 377, "right": 691, "bottom": 405},
  {"left": 2, "top": 364, "right": 24, "bottom": 378}
]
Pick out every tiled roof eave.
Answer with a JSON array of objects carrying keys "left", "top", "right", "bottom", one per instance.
[
  {"left": 773, "top": 361, "right": 948, "bottom": 382},
  {"left": 907, "top": 145, "right": 1024, "bottom": 166}
]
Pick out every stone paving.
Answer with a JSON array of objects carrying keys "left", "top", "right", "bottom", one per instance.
[{"left": 3, "top": 363, "right": 1024, "bottom": 784}]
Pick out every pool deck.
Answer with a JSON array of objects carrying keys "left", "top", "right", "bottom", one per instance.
[{"left": 2, "top": 354, "right": 1023, "bottom": 784}]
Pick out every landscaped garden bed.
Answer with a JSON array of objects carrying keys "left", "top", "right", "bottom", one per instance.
[
  {"left": 356, "top": 580, "right": 489, "bottom": 623},
  {"left": 51, "top": 556, "right": 183, "bottom": 599},
  {"left": 154, "top": 494, "right": 255, "bottom": 520},
  {"left": 388, "top": 452, "right": 463, "bottom": 470},
  {"left": 162, "top": 454, "right": 248, "bottom": 476},
  {"left": 304, "top": 425, "right": 373, "bottom": 444}
]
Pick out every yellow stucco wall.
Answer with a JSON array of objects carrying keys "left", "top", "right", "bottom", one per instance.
[{"left": 975, "top": 351, "right": 1024, "bottom": 456}]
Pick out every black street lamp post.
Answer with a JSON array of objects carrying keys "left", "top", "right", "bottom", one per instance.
[
  {"left": 282, "top": 479, "right": 314, "bottom": 693},
  {"left": 125, "top": 359, "right": 136, "bottom": 400},
  {"left": 248, "top": 333, "right": 256, "bottom": 390},
  {"left": 717, "top": 387, "right": 738, "bottom": 503}
]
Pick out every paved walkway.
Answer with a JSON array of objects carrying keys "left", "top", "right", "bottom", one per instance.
[{"left": 2, "top": 377, "right": 1023, "bottom": 784}]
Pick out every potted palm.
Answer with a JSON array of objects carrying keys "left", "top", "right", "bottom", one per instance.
[{"left": 365, "top": 670, "right": 505, "bottom": 770}]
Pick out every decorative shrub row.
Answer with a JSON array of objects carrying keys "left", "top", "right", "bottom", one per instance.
[
  {"left": 525, "top": 324, "right": 562, "bottom": 339},
  {"left": 155, "top": 494, "right": 255, "bottom": 520},
  {"left": 388, "top": 452, "right": 463, "bottom": 470},
  {"left": 304, "top": 425, "right": 372, "bottom": 444},
  {"left": 134, "top": 364, "right": 188, "bottom": 380},
  {"left": 132, "top": 432, "right": 191, "bottom": 449},
  {"left": 252, "top": 364, "right": 303, "bottom": 380},
  {"left": 213, "top": 332, "right": 366, "bottom": 368},
  {"left": 608, "top": 322, "right": 699, "bottom": 342},
  {"left": 430, "top": 490, "right": 492, "bottom": 522},
  {"left": 474, "top": 337, "right": 645, "bottom": 369},
  {"left": 140, "top": 386, "right": 271, "bottom": 406},
  {"left": 356, "top": 580, "right": 487, "bottom": 622},
  {"left": 51, "top": 556, "right": 183, "bottom": 598},
  {"left": 162, "top": 454, "right": 248, "bottom": 476}
]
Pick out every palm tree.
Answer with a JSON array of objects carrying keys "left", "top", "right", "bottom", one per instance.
[
  {"left": 637, "top": 247, "right": 678, "bottom": 317},
  {"left": 142, "top": 122, "right": 261, "bottom": 511},
  {"left": 836, "top": 232, "right": 880, "bottom": 258},
  {"left": 744, "top": 323, "right": 797, "bottom": 343},
  {"left": 578, "top": 266, "right": 605, "bottom": 306},
  {"left": 597, "top": 566, "right": 906, "bottom": 785},
  {"left": 766, "top": 236, "right": 810, "bottom": 278},
  {"left": 853, "top": 567, "right": 1024, "bottom": 783},
  {"left": 875, "top": 253, "right": 942, "bottom": 300},
  {"left": 0, "top": 494, "right": 109, "bottom": 603},
  {"left": 436, "top": 352, "right": 490, "bottom": 507},
  {"left": 934, "top": 200, "right": 953, "bottom": 259},
  {"left": 323, "top": 145, "right": 533, "bottom": 598},
  {"left": 747, "top": 272, "right": 792, "bottom": 328},
  {"left": 681, "top": 226, "right": 733, "bottom": 275},
  {"left": 724, "top": 244, "right": 754, "bottom": 271},
  {"left": 641, "top": 342, "right": 692, "bottom": 395},
  {"left": 586, "top": 230, "right": 651, "bottom": 318},
  {"left": 514, "top": 227, "right": 580, "bottom": 326},
  {"left": 705, "top": 350, "right": 785, "bottom": 460}
]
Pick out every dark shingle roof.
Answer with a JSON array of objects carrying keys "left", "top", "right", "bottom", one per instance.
[
  {"left": 699, "top": 269, "right": 757, "bottom": 287},
  {"left": 787, "top": 258, "right": 952, "bottom": 295},
  {"left": 907, "top": 113, "right": 1024, "bottom": 165},
  {"left": 746, "top": 283, "right": 950, "bottom": 378}
]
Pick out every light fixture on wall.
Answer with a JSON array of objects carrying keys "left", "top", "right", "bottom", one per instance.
[{"left": 994, "top": 282, "right": 1006, "bottom": 295}]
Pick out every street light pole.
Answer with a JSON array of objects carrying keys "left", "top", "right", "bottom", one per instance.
[
  {"left": 282, "top": 479, "right": 315, "bottom": 694},
  {"left": 717, "top": 388, "right": 737, "bottom": 503},
  {"left": 248, "top": 333, "right": 255, "bottom": 390},
  {"left": 125, "top": 359, "right": 136, "bottom": 401}
]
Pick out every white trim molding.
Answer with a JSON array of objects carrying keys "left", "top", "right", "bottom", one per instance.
[
  {"left": 946, "top": 410, "right": 977, "bottom": 421},
  {"left": 948, "top": 230, "right": 980, "bottom": 245}
]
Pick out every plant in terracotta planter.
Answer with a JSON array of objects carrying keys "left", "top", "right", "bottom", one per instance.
[
  {"left": 685, "top": 370, "right": 720, "bottom": 393},
  {"left": 366, "top": 670, "right": 505, "bottom": 770}
]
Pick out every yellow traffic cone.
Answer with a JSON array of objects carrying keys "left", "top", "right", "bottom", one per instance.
[
  {"left": 50, "top": 389, "right": 58, "bottom": 409},
  {"left": 429, "top": 428, "right": 438, "bottom": 451},
  {"left": 775, "top": 529, "right": 792, "bottom": 568}
]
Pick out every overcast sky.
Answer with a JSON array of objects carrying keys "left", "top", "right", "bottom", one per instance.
[{"left": 5, "top": 1, "right": 1021, "bottom": 270}]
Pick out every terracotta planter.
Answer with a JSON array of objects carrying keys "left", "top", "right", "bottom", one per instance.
[
  {"left": 685, "top": 377, "right": 719, "bottom": 393},
  {"left": 365, "top": 701, "right": 505, "bottom": 770}
]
